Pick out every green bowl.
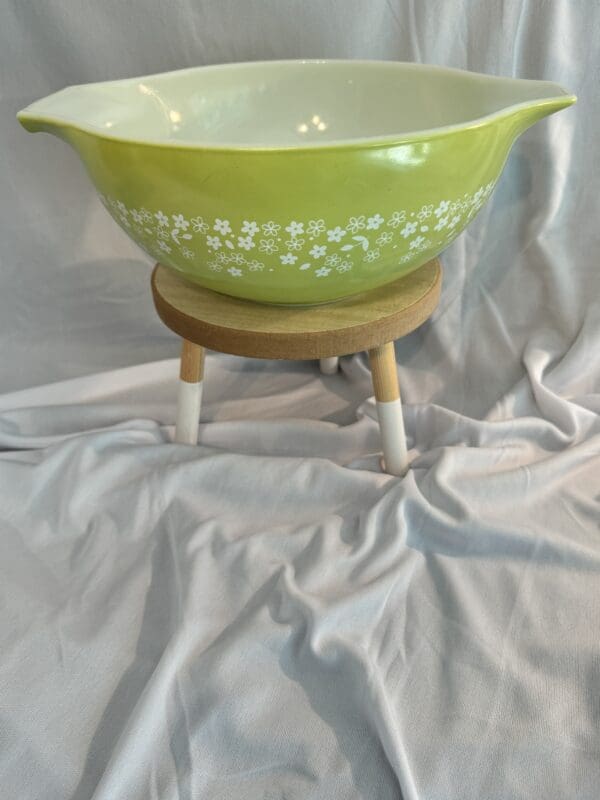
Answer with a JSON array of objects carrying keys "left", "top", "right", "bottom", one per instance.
[{"left": 18, "top": 60, "right": 575, "bottom": 305}]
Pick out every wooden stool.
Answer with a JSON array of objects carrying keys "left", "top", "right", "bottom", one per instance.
[{"left": 151, "top": 259, "right": 442, "bottom": 476}]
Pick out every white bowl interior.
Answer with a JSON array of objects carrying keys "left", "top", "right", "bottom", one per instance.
[{"left": 24, "top": 60, "right": 570, "bottom": 147}]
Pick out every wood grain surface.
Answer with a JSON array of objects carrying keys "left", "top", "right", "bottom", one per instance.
[{"left": 152, "top": 259, "right": 442, "bottom": 359}]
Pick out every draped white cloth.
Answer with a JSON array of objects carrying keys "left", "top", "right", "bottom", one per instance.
[{"left": 1, "top": 2, "right": 599, "bottom": 798}]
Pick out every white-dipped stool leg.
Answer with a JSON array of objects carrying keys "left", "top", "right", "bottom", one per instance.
[
  {"left": 319, "top": 356, "right": 339, "bottom": 375},
  {"left": 175, "top": 340, "right": 205, "bottom": 444},
  {"left": 374, "top": 397, "right": 407, "bottom": 476},
  {"left": 368, "top": 342, "right": 408, "bottom": 476}
]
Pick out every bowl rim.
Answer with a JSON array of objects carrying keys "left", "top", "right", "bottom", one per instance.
[{"left": 17, "top": 58, "right": 576, "bottom": 153}]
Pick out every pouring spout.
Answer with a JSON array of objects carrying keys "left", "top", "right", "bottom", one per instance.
[
  {"left": 17, "top": 87, "right": 82, "bottom": 140},
  {"left": 507, "top": 83, "right": 576, "bottom": 135}
]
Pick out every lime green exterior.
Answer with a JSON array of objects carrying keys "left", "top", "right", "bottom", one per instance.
[{"left": 20, "top": 99, "right": 572, "bottom": 304}]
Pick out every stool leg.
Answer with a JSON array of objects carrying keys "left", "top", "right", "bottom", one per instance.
[
  {"left": 175, "top": 340, "right": 205, "bottom": 444},
  {"left": 319, "top": 357, "right": 339, "bottom": 375},
  {"left": 368, "top": 342, "right": 408, "bottom": 476}
]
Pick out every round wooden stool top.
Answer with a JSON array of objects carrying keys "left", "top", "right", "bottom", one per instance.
[{"left": 151, "top": 259, "right": 441, "bottom": 360}]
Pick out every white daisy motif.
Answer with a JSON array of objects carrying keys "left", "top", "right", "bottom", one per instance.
[
  {"left": 376, "top": 231, "right": 393, "bottom": 246},
  {"left": 327, "top": 226, "right": 346, "bottom": 242},
  {"left": 262, "top": 221, "right": 281, "bottom": 236},
  {"left": 285, "top": 221, "right": 304, "bottom": 237},
  {"left": 214, "top": 218, "right": 232, "bottom": 235},
  {"left": 307, "top": 219, "right": 326, "bottom": 236},
  {"left": 238, "top": 235, "right": 255, "bottom": 251},
  {"left": 172, "top": 214, "right": 189, "bottom": 230},
  {"left": 387, "top": 210, "right": 407, "bottom": 228},
  {"left": 259, "top": 238, "right": 278, "bottom": 254},
  {"left": 366, "top": 213, "right": 384, "bottom": 230},
  {"left": 285, "top": 237, "right": 305, "bottom": 252},
  {"left": 400, "top": 221, "right": 418, "bottom": 238},
  {"left": 241, "top": 220, "right": 259, "bottom": 236},
  {"left": 100, "top": 187, "right": 498, "bottom": 287},
  {"left": 434, "top": 201, "right": 451, "bottom": 218},
  {"left": 191, "top": 216, "right": 209, "bottom": 234},
  {"left": 347, "top": 215, "right": 366, "bottom": 233},
  {"left": 309, "top": 244, "right": 327, "bottom": 259},
  {"left": 409, "top": 236, "right": 427, "bottom": 250}
]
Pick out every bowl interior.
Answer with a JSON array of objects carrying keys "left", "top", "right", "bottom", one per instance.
[{"left": 42, "top": 61, "right": 564, "bottom": 147}]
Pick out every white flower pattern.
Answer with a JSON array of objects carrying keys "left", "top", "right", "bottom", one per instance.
[
  {"left": 307, "top": 219, "right": 326, "bottom": 236},
  {"left": 434, "top": 201, "right": 450, "bottom": 218},
  {"left": 376, "top": 231, "right": 393, "bottom": 246},
  {"left": 400, "top": 222, "right": 418, "bottom": 238},
  {"left": 347, "top": 215, "right": 366, "bottom": 233},
  {"left": 259, "top": 238, "right": 278, "bottom": 254},
  {"left": 101, "top": 182, "right": 494, "bottom": 283},
  {"left": 309, "top": 245, "right": 327, "bottom": 259},
  {"left": 241, "top": 220, "right": 259, "bottom": 236},
  {"left": 237, "top": 235, "right": 255, "bottom": 251},
  {"left": 285, "top": 237, "right": 305, "bottom": 252},
  {"left": 285, "top": 221, "right": 304, "bottom": 237},
  {"left": 327, "top": 226, "right": 346, "bottom": 242},
  {"left": 172, "top": 214, "right": 189, "bottom": 230},
  {"left": 367, "top": 214, "right": 384, "bottom": 230},
  {"left": 387, "top": 211, "right": 406, "bottom": 228},
  {"left": 214, "top": 218, "right": 232, "bottom": 235},
  {"left": 191, "top": 216, "right": 209, "bottom": 233},
  {"left": 262, "top": 221, "right": 280, "bottom": 236}
]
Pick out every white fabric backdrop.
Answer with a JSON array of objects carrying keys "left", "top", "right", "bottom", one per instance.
[{"left": 1, "top": 2, "right": 599, "bottom": 798}]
